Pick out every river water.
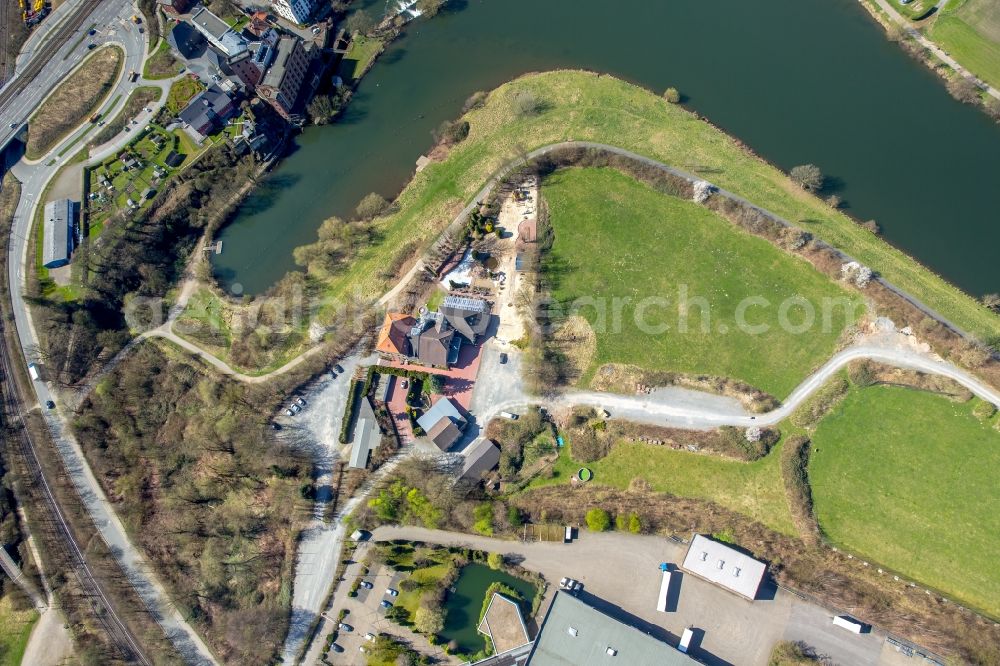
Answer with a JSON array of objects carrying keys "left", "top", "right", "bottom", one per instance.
[{"left": 213, "top": 0, "right": 1000, "bottom": 297}]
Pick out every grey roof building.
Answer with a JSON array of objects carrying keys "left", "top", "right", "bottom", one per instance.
[
  {"left": 178, "top": 85, "right": 237, "bottom": 140},
  {"left": 461, "top": 438, "right": 501, "bottom": 481},
  {"left": 526, "top": 592, "right": 697, "bottom": 666},
  {"left": 416, "top": 397, "right": 466, "bottom": 451},
  {"left": 440, "top": 295, "right": 491, "bottom": 342},
  {"left": 189, "top": 6, "right": 248, "bottom": 58},
  {"left": 42, "top": 199, "right": 75, "bottom": 269},
  {"left": 349, "top": 398, "right": 381, "bottom": 469},
  {"left": 681, "top": 534, "right": 767, "bottom": 601}
]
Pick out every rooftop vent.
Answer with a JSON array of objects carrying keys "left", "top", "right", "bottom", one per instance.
[
  {"left": 733, "top": 567, "right": 741, "bottom": 577},
  {"left": 700, "top": 551, "right": 709, "bottom": 561},
  {"left": 717, "top": 559, "right": 725, "bottom": 570},
  {"left": 606, "top": 647, "right": 617, "bottom": 656},
  {"left": 567, "top": 627, "right": 578, "bottom": 637}
]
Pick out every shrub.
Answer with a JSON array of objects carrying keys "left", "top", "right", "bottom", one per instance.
[
  {"left": 487, "top": 552, "right": 503, "bottom": 570},
  {"left": 973, "top": 400, "right": 997, "bottom": 422},
  {"left": 662, "top": 87, "right": 680, "bottom": 103},
  {"left": 513, "top": 90, "right": 544, "bottom": 117},
  {"left": 414, "top": 605, "right": 444, "bottom": 635},
  {"left": 462, "top": 90, "right": 488, "bottom": 113},
  {"left": 473, "top": 502, "right": 494, "bottom": 536},
  {"left": 585, "top": 508, "right": 611, "bottom": 532},
  {"left": 345, "top": 9, "right": 374, "bottom": 35},
  {"left": 947, "top": 76, "right": 980, "bottom": 105},
  {"left": 507, "top": 505, "right": 524, "bottom": 527},
  {"left": 628, "top": 513, "right": 642, "bottom": 534},
  {"left": 861, "top": 219, "right": 881, "bottom": 235},
  {"left": 982, "top": 293, "right": 1000, "bottom": 312},
  {"left": 355, "top": 192, "right": 391, "bottom": 220},
  {"left": 789, "top": 164, "right": 824, "bottom": 191},
  {"left": 434, "top": 119, "right": 470, "bottom": 146}
]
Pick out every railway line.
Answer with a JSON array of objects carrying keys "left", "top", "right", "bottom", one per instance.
[
  {"left": 0, "top": 309, "right": 152, "bottom": 664},
  {"left": 0, "top": 0, "right": 103, "bottom": 109}
]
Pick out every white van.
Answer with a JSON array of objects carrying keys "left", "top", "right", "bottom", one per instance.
[
  {"left": 678, "top": 628, "right": 694, "bottom": 653},
  {"left": 499, "top": 411, "right": 519, "bottom": 420},
  {"left": 27, "top": 363, "right": 39, "bottom": 381}
]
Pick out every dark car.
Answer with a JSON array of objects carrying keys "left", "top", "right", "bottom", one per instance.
[
  {"left": 88, "top": 28, "right": 96, "bottom": 35},
  {"left": 87, "top": 43, "right": 96, "bottom": 49},
  {"left": 45, "top": 400, "right": 55, "bottom": 409},
  {"left": 334, "top": 364, "right": 344, "bottom": 373},
  {"left": 380, "top": 600, "right": 393, "bottom": 609},
  {"left": 330, "top": 643, "right": 344, "bottom": 653},
  {"left": 499, "top": 352, "right": 508, "bottom": 364}
]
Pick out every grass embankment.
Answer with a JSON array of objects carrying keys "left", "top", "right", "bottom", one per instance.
[
  {"left": 142, "top": 39, "right": 183, "bottom": 80},
  {"left": 929, "top": 0, "right": 1000, "bottom": 88},
  {"left": 193, "top": 71, "right": 998, "bottom": 372},
  {"left": 810, "top": 385, "right": 1000, "bottom": 617},
  {"left": 0, "top": 595, "right": 38, "bottom": 666},
  {"left": 529, "top": 440, "right": 796, "bottom": 535},
  {"left": 542, "top": 168, "right": 860, "bottom": 399},
  {"left": 25, "top": 45, "right": 124, "bottom": 159}
]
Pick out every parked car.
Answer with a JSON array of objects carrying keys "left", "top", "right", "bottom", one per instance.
[
  {"left": 400, "top": 379, "right": 408, "bottom": 389},
  {"left": 330, "top": 643, "right": 344, "bottom": 653},
  {"left": 334, "top": 364, "right": 344, "bottom": 373},
  {"left": 284, "top": 408, "right": 294, "bottom": 417},
  {"left": 87, "top": 43, "right": 96, "bottom": 49},
  {"left": 364, "top": 632, "right": 376, "bottom": 642},
  {"left": 386, "top": 588, "right": 398, "bottom": 597},
  {"left": 295, "top": 397, "right": 306, "bottom": 407},
  {"left": 290, "top": 404, "right": 301, "bottom": 415},
  {"left": 380, "top": 600, "right": 392, "bottom": 609},
  {"left": 360, "top": 581, "right": 373, "bottom": 589},
  {"left": 359, "top": 646, "right": 367, "bottom": 654},
  {"left": 45, "top": 400, "right": 55, "bottom": 409},
  {"left": 8, "top": 122, "right": 15, "bottom": 128},
  {"left": 499, "top": 411, "right": 519, "bottom": 420},
  {"left": 338, "top": 623, "right": 352, "bottom": 632},
  {"left": 499, "top": 352, "right": 508, "bottom": 364},
  {"left": 88, "top": 28, "right": 96, "bottom": 35}
]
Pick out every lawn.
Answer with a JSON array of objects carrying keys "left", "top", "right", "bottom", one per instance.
[
  {"left": 529, "top": 438, "right": 796, "bottom": 536},
  {"left": 930, "top": 11, "right": 1000, "bottom": 89},
  {"left": 0, "top": 594, "right": 38, "bottom": 666},
  {"left": 194, "top": 70, "right": 999, "bottom": 372},
  {"left": 338, "top": 35, "right": 384, "bottom": 83},
  {"left": 26, "top": 45, "right": 124, "bottom": 159},
  {"left": 143, "top": 39, "right": 183, "bottom": 80},
  {"left": 542, "top": 168, "right": 860, "bottom": 399},
  {"left": 166, "top": 77, "right": 205, "bottom": 115},
  {"left": 810, "top": 385, "right": 1000, "bottom": 617}
]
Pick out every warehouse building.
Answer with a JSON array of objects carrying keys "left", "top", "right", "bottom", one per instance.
[
  {"left": 681, "top": 534, "right": 767, "bottom": 601},
  {"left": 42, "top": 199, "right": 76, "bottom": 269}
]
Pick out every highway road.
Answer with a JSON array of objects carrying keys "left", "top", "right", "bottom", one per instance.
[
  {"left": 2, "top": 1, "right": 218, "bottom": 663},
  {"left": 0, "top": 0, "right": 144, "bottom": 150}
]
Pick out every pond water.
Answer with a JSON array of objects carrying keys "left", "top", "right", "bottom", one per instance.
[
  {"left": 440, "top": 562, "right": 537, "bottom": 655},
  {"left": 214, "top": 0, "right": 1000, "bottom": 297}
]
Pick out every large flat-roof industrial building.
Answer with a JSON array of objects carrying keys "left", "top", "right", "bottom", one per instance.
[
  {"left": 526, "top": 592, "right": 697, "bottom": 666},
  {"left": 42, "top": 199, "right": 76, "bottom": 269}
]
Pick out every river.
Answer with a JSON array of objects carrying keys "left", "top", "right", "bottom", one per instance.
[{"left": 213, "top": 0, "right": 1000, "bottom": 297}]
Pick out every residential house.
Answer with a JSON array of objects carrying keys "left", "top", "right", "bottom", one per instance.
[
  {"left": 440, "top": 295, "right": 491, "bottom": 342},
  {"left": 256, "top": 34, "right": 313, "bottom": 119},
  {"left": 244, "top": 11, "right": 271, "bottom": 38},
  {"left": 416, "top": 397, "right": 467, "bottom": 451},
  {"left": 156, "top": 0, "right": 193, "bottom": 16},
  {"left": 270, "top": 0, "right": 314, "bottom": 25},
  {"left": 460, "top": 439, "right": 501, "bottom": 482},
  {"left": 190, "top": 6, "right": 248, "bottom": 58},
  {"left": 376, "top": 312, "right": 417, "bottom": 358},
  {"left": 178, "top": 85, "right": 237, "bottom": 141},
  {"left": 42, "top": 199, "right": 75, "bottom": 269}
]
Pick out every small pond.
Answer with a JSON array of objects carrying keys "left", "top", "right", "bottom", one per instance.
[{"left": 440, "top": 562, "right": 537, "bottom": 655}]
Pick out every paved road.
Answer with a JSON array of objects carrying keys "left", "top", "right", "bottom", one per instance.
[
  {"left": 369, "top": 527, "right": 899, "bottom": 666},
  {"left": 3, "top": 2, "right": 220, "bottom": 663}
]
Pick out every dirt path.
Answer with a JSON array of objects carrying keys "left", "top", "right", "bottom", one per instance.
[{"left": 22, "top": 607, "right": 73, "bottom": 666}]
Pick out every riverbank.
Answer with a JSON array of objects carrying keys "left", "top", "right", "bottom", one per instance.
[{"left": 180, "top": 70, "right": 998, "bottom": 376}]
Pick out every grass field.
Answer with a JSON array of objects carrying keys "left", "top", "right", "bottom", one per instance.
[
  {"left": 194, "top": 70, "right": 999, "bottom": 372},
  {"left": 542, "top": 168, "right": 861, "bottom": 398},
  {"left": 529, "top": 439, "right": 796, "bottom": 536},
  {"left": 338, "top": 35, "right": 384, "bottom": 83},
  {"left": 0, "top": 595, "right": 38, "bottom": 666},
  {"left": 26, "top": 45, "right": 123, "bottom": 159},
  {"left": 930, "top": 9, "right": 1000, "bottom": 89},
  {"left": 810, "top": 385, "right": 1000, "bottom": 617}
]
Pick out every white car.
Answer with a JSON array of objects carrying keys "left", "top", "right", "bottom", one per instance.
[
  {"left": 364, "top": 632, "right": 376, "bottom": 642},
  {"left": 386, "top": 588, "right": 399, "bottom": 597}
]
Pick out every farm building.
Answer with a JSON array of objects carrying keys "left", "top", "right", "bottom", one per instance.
[
  {"left": 416, "top": 397, "right": 466, "bottom": 451},
  {"left": 460, "top": 438, "right": 501, "bottom": 481}
]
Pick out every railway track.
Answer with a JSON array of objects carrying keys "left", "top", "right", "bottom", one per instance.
[
  {"left": 0, "top": 0, "right": 103, "bottom": 109},
  {"left": 0, "top": 324, "right": 152, "bottom": 664}
]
